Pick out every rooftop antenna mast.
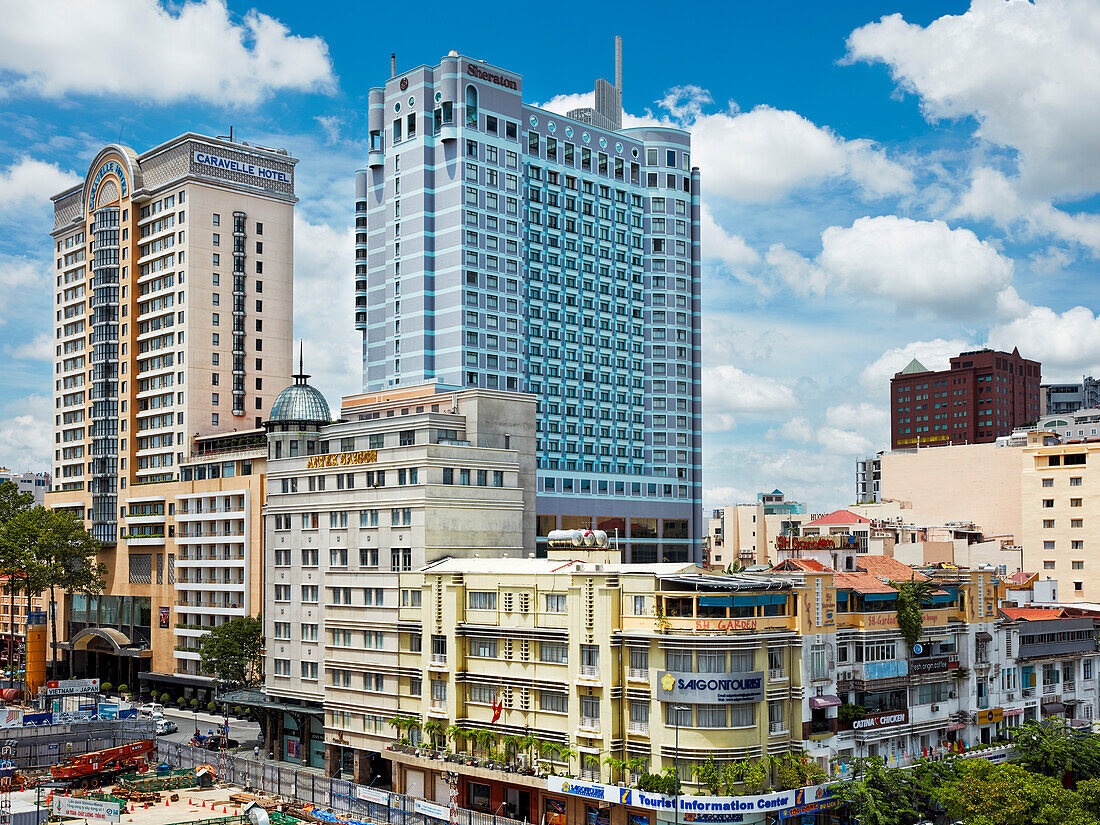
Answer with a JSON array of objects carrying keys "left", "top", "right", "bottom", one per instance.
[{"left": 615, "top": 35, "right": 622, "bottom": 92}]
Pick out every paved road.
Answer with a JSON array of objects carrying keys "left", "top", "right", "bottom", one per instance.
[{"left": 157, "top": 707, "right": 262, "bottom": 753}]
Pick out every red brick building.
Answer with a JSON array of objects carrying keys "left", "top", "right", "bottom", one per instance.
[{"left": 891, "top": 347, "right": 1041, "bottom": 449}]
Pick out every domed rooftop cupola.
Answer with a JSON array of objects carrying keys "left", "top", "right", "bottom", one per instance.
[{"left": 267, "top": 345, "right": 332, "bottom": 426}]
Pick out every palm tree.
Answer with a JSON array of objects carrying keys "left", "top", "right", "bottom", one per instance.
[
  {"left": 502, "top": 733, "right": 522, "bottom": 768},
  {"left": 604, "top": 755, "right": 627, "bottom": 785},
  {"left": 518, "top": 733, "right": 537, "bottom": 771},
  {"left": 538, "top": 741, "right": 560, "bottom": 774},
  {"left": 446, "top": 724, "right": 468, "bottom": 755},
  {"left": 582, "top": 752, "right": 601, "bottom": 781},
  {"left": 422, "top": 720, "right": 446, "bottom": 751},
  {"left": 474, "top": 728, "right": 496, "bottom": 759},
  {"left": 888, "top": 578, "right": 939, "bottom": 649},
  {"left": 557, "top": 745, "right": 577, "bottom": 777}
]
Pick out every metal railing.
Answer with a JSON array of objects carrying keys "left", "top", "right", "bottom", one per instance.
[
  {"left": 579, "top": 665, "right": 600, "bottom": 678},
  {"left": 626, "top": 721, "right": 648, "bottom": 735},
  {"left": 627, "top": 669, "right": 648, "bottom": 681},
  {"left": 156, "top": 741, "right": 524, "bottom": 825}
]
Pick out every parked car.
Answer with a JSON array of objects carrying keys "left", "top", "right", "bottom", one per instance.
[
  {"left": 155, "top": 718, "right": 178, "bottom": 736},
  {"left": 199, "top": 734, "right": 238, "bottom": 751},
  {"left": 139, "top": 703, "right": 164, "bottom": 717}
]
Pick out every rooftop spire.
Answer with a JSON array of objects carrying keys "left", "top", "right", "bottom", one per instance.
[{"left": 294, "top": 340, "right": 310, "bottom": 384}]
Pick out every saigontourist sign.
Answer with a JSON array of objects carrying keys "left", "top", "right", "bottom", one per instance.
[
  {"left": 545, "top": 777, "right": 833, "bottom": 818},
  {"left": 657, "top": 671, "right": 766, "bottom": 704}
]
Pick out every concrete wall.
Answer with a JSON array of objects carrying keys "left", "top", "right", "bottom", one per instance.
[{"left": 880, "top": 445, "right": 1025, "bottom": 539}]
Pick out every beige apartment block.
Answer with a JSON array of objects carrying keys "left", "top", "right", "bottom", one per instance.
[
  {"left": 253, "top": 379, "right": 537, "bottom": 770},
  {"left": 46, "top": 133, "right": 295, "bottom": 690},
  {"left": 61, "top": 431, "right": 266, "bottom": 700},
  {"left": 878, "top": 444, "right": 1025, "bottom": 540},
  {"left": 1021, "top": 440, "right": 1099, "bottom": 601}
]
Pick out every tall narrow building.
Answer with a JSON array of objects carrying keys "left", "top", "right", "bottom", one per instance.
[
  {"left": 45, "top": 134, "right": 296, "bottom": 692},
  {"left": 355, "top": 43, "right": 703, "bottom": 561}
]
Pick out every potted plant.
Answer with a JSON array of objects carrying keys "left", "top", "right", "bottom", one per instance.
[
  {"left": 176, "top": 696, "right": 187, "bottom": 709},
  {"left": 422, "top": 720, "right": 447, "bottom": 756},
  {"left": 502, "top": 734, "right": 522, "bottom": 770},
  {"left": 117, "top": 684, "right": 129, "bottom": 700},
  {"left": 100, "top": 682, "right": 113, "bottom": 696},
  {"left": 518, "top": 733, "right": 538, "bottom": 775}
]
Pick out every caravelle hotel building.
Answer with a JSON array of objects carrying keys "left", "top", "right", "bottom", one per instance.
[{"left": 45, "top": 134, "right": 295, "bottom": 697}]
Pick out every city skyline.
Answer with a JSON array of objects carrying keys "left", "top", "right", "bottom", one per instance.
[{"left": 1, "top": 0, "right": 1098, "bottom": 513}]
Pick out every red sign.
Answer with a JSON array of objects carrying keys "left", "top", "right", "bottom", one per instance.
[
  {"left": 845, "top": 710, "right": 909, "bottom": 731},
  {"left": 694, "top": 619, "right": 758, "bottom": 631},
  {"left": 777, "top": 535, "right": 850, "bottom": 550},
  {"left": 159, "top": 607, "right": 170, "bottom": 628}
]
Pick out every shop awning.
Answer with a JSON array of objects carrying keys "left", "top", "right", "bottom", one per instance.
[
  {"left": 975, "top": 632, "right": 993, "bottom": 642},
  {"left": 1042, "top": 702, "right": 1065, "bottom": 714},
  {"left": 809, "top": 695, "right": 842, "bottom": 709}
]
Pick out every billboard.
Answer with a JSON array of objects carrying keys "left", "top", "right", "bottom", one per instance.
[
  {"left": 53, "top": 797, "right": 120, "bottom": 822},
  {"left": 657, "top": 672, "right": 765, "bottom": 704}
]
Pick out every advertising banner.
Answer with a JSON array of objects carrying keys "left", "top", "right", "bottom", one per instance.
[
  {"left": 42, "top": 679, "right": 99, "bottom": 696},
  {"left": 657, "top": 672, "right": 765, "bottom": 704},
  {"left": 355, "top": 787, "right": 389, "bottom": 806},
  {"left": 53, "top": 797, "right": 120, "bottom": 822},
  {"left": 545, "top": 778, "right": 833, "bottom": 818},
  {"left": 412, "top": 800, "right": 449, "bottom": 821},
  {"left": 0, "top": 709, "right": 23, "bottom": 728}
]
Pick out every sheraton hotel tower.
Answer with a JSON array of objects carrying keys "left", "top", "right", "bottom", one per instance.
[{"left": 355, "top": 40, "right": 703, "bottom": 561}]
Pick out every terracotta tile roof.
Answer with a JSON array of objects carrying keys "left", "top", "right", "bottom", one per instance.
[
  {"left": 1007, "top": 571, "right": 1037, "bottom": 586},
  {"left": 805, "top": 509, "right": 871, "bottom": 527},
  {"left": 857, "top": 555, "right": 930, "bottom": 582},
  {"left": 772, "top": 559, "right": 834, "bottom": 573},
  {"left": 833, "top": 572, "right": 898, "bottom": 595},
  {"left": 1000, "top": 606, "right": 1069, "bottom": 621}
]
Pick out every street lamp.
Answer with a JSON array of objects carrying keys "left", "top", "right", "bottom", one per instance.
[{"left": 672, "top": 705, "right": 688, "bottom": 825}]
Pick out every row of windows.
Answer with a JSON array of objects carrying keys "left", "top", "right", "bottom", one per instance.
[{"left": 273, "top": 547, "right": 411, "bottom": 571}]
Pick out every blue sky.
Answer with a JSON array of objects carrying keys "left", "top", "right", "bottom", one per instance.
[{"left": 0, "top": 0, "right": 1098, "bottom": 512}]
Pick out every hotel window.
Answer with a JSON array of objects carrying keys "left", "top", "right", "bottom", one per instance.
[
  {"left": 469, "top": 638, "right": 498, "bottom": 658},
  {"left": 1043, "top": 499, "right": 1054, "bottom": 508},
  {"left": 465, "top": 85, "right": 478, "bottom": 127},
  {"left": 580, "top": 696, "right": 599, "bottom": 722},
  {"left": 540, "top": 642, "right": 567, "bottom": 664},
  {"left": 274, "top": 585, "right": 290, "bottom": 602},
  {"left": 1044, "top": 560, "right": 1056, "bottom": 569},
  {"left": 273, "top": 659, "right": 289, "bottom": 676},
  {"left": 469, "top": 591, "right": 497, "bottom": 610},
  {"left": 301, "top": 585, "right": 318, "bottom": 603},
  {"left": 1044, "top": 541, "right": 1055, "bottom": 550},
  {"left": 697, "top": 704, "right": 726, "bottom": 728},
  {"left": 544, "top": 593, "right": 567, "bottom": 613},
  {"left": 1073, "top": 540, "right": 1085, "bottom": 550},
  {"left": 1042, "top": 478, "right": 1054, "bottom": 487},
  {"left": 1073, "top": 561, "right": 1085, "bottom": 570},
  {"left": 469, "top": 684, "right": 494, "bottom": 704},
  {"left": 330, "top": 548, "right": 348, "bottom": 567},
  {"left": 697, "top": 651, "right": 726, "bottom": 673},
  {"left": 273, "top": 622, "right": 290, "bottom": 640},
  {"left": 1072, "top": 519, "right": 1084, "bottom": 528},
  {"left": 1071, "top": 477, "right": 1083, "bottom": 486},
  {"left": 540, "top": 691, "right": 567, "bottom": 713},
  {"left": 729, "top": 704, "right": 755, "bottom": 727},
  {"left": 301, "top": 623, "right": 318, "bottom": 641},
  {"left": 1072, "top": 498, "right": 1083, "bottom": 507},
  {"left": 1044, "top": 519, "right": 1055, "bottom": 528}
]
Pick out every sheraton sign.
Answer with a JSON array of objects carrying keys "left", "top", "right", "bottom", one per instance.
[{"left": 467, "top": 64, "right": 518, "bottom": 90}]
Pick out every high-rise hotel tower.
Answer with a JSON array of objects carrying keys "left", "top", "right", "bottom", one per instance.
[
  {"left": 355, "top": 42, "right": 703, "bottom": 561},
  {"left": 47, "top": 134, "right": 295, "bottom": 540}
]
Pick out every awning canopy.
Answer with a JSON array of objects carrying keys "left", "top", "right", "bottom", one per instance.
[
  {"left": 975, "top": 632, "right": 993, "bottom": 642},
  {"left": 1042, "top": 702, "right": 1065, "bottom": 714},
  {"left": 809, "top": 695, "right": 842, "bottom": 709}
]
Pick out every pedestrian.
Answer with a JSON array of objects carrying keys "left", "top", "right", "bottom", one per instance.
[{"left": 253, "top": 746, "right": 259, "bottom": 760}]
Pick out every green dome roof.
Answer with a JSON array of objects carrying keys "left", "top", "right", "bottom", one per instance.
[{"left": 269, "top": 349, "right": 331, "bottom": 424}]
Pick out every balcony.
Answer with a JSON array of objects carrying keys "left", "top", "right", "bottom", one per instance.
[
  {"left": 1023, "top": 688, "right": 1035, "bottom": 698},
  {"left": 1044, "top": 683, "right": 1059, "bottom": 695},
  {"left": 428, "top": 699, "right": 447, "bottom": 717},
  {"left": 1065, "top": 682, "right": 1077, "bottom": 694},
  {"left": 627, "top": 721, "right": 649, "bottom": 736},
  {"left": 429, "top": 654, "right": 447, "bottom": 670},
  {"left": 627, "top": 668, "right": 648, "bottom": 682},
  {"left": 768, "top": 669, "right": 786, "bottom": 682},
  {"left": 578, "top": 717, "right": 600, "bottom": 734},
  {"left": 578, "top": 665, "right": 600, "bottom": 680},
  {"left": 768, "top": 721, "right": 787, "bottom": 735}
]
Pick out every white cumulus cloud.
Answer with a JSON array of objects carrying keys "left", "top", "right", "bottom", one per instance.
[
  {"left": 860, "top": 338, "right": 975, "bottom": 394},
  {"left": 988, "top": 305, "right": 1100, "bottom": 380},
  {"left": 0, "top": 395, "right": 51, "bottom": 471},
  {"left": 702, "top": 365, "right": 797, "bottom": 432},
  {"left": 846, "top": 0, "right": 1100, "bottom": 200},
  {"left": 769, "top": 216, "right": 1017, "bottom": 318},
  {"left": 0, "top": 156, "right": 79, "bottom": 213},
  {"left": 0, "top": 0, "right": 336, "bottom": 105}
]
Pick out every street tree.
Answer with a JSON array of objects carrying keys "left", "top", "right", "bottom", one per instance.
[{"left": 198, "top": 614, "right": 264, "bottom": 688}]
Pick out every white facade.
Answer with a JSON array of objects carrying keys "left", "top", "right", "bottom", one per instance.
[{"left": 0, "top": 469, "right": 49, "bottom": 505}]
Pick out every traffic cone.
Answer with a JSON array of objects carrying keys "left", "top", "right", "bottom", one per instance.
[
  {"left": 223, "top": 807, "right": 228, "bottom": 814},
  {"left": 165, "top": 799, "right": 170, "bottom": 807}
]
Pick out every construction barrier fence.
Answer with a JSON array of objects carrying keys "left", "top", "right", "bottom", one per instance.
[{"left": 156, "top": 742, "right": 527, "bottom": 825}]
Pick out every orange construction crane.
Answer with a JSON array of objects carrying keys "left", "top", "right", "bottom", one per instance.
[{"left": 50, "top": 740, "right": 155, "bottom": 787}]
